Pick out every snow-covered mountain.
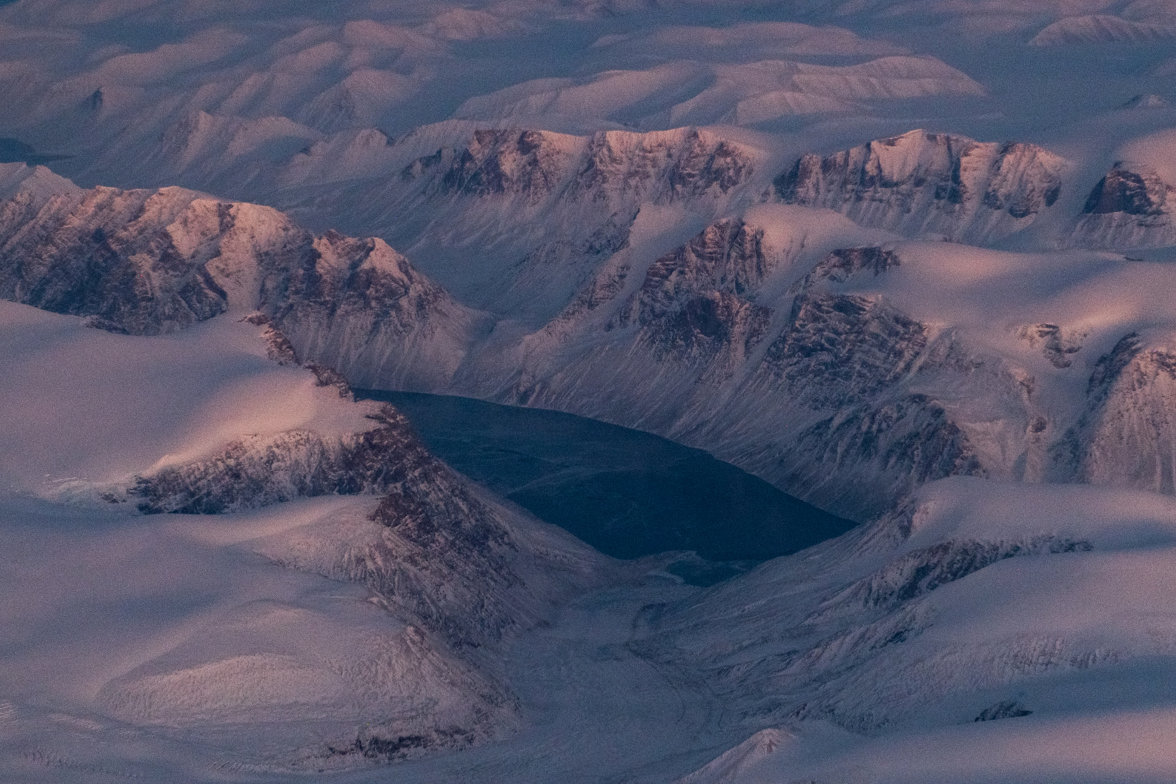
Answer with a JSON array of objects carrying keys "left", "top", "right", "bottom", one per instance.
[
  {"left": 8, "top": 0, "right": 1176, "bottom": 781},
  {"left": 1071, "top": 162, "right": 1176, "bottom": 248},
  {"left": 292, "top": 124, "right": 767, "bottom": 323},
  {"left": 0, "top": 162, "right": 483, "bottom": 388},
  {"left": 1030, "top": 14, "right": 1176, "bottom": 46},
  {"left": 10, "top": 163, "right": 1176, "bottom": 522},
  {"left": 667, "top": 477, "right": 1176, "bottom": 783},
  {"left": 773, "top": 129, "right": 1069, "bottom": 244},
  {"left": 0, "top": 297, "right": 608, "bottom": 774},
  {"left": 450, "top": 55, "right": 987, "bottom": 131},
  {"left": 425, "top": 208, "right": 1176, "bottom": 518}
]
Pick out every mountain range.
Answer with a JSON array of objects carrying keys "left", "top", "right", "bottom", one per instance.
[{"left": 4, "top": 1, "right": 1176, "bottom": 781}]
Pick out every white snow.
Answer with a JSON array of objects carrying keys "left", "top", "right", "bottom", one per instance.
[
  {"left": 0, "top": 301, "right": 374, "bottom": 499},
  {"left": 454, "top": 56, "right": 986, "bottom": 131},
  {"left": 1030, "top": 14, "right": 1176, "bottom": 45},
  {"left": 670, "top": 477, "right": 1176, "bottom": 783},
  {"left": 0, "top": 494, "right": 514, "bottom": 777},
  {"left": 0, "top": 301, "right": 610, "bottom": 779}
]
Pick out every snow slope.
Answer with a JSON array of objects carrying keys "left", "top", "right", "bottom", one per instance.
[
  {"left": 0, "top": 300, "right": 369, "bottom": 499},
  {"left": 452, "top": 55, "right": 986, "bottom": 132},
  {"left": 418, "top": 208, "right": 1176, "bottom": 518},
  {"left": 0, "top": 299, "right": 609, "bottom": 775},
  {"left": 1030, "top": 14, "right": 1176, "bottom": 46},
  {"left": 669, "top": 477, "right": 1176, "bottom": 784}
]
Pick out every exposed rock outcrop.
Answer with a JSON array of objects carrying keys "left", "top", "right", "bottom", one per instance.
[
  {"left": 1016, "top": 322, "right": 1085, "bottom": 369},
  {"left": 0, "top": 164, "right": 482, "bottom": 387},
  {"left": 1053, "top": 332, "right": 1176, "bottom": 493},
  {"left": 129, "top": 405, "right": 430, "bottom": 514},
  {"left": 753, "top": 293, "right": 928, "bottom": 407},
  {"left": 1070, "top": 162, "right": 1176, "bottom": 248},
  {"left": 439, "top": 129, "right": 579, "bottom": 200},
  {"left": 413, "top": 126, "right": 756, "bottom": 209},
  {"left": 794, "top": 246, "right": 902, "bottom": 291},
  {"left": 835, "top": 535, "right": 1092, "bottom": 611},
  {"left": 630, "top": 219, "right": 776, "bottom": 323},
  {"left": 774, "top": 130, "right": 1066, "bottom": 242}
]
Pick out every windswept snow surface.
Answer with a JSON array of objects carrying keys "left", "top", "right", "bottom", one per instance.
[{"left": 0, "top": 496, "right": 502, "bottom": 777}]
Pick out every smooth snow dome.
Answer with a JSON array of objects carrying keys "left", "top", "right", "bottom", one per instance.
[{"left": 452, "top": 56, "right": 987, "bottom": 130}]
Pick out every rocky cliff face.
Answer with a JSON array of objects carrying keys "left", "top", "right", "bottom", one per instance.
[
  {"left": 129, "top": 405, "right": 431, "bottom": 514},
  {"left": 350, "top": 125, "right": 764, "bottom": 322},
  {"left": 473, "top": 216, "right": 1031, "bottom": 519},
  {"left": 793, "top": 245, "right": 901, "bottom": 290},
  {"left": 0, "top": 164, "right": 482, "bottom": 387},
  {"left": 752, "top": 293, "right": 929, "bottom": 407},
  {"left": 0, "top": 185, "right": 239, "bottom": 333},
  {"left": 1070, "top": 163, "right": 1176, "bottom": 248},
  {"left": 630, "top": 219, "right": 776, "bottom": 321},
  {"left": 438, "top": 128, "right": 580, "bottom": 201},
  {"left": 602, "top": 218, "right": 781, "bottom": 373},
  {"left": 711, "top": 308, "right": 1008, "bottom": 519},
  {"left": 570, "top": 128, "right": 754, "bottom": 204},
  {"left": 774, "top": 130, "right": 1066, "bottom": 243},
  {"left": 425, "top": 127, "right": 756, "bottom": 207},
  {"left": 1083, "top": 166, "right": 1170, "bottom": 216},
  {"left": 1053, "top": 332, "right": 1176, "bottom": 493},
  {"left": 258, "top": 231, "right": 487, "bottom": 390},
  {"left": 131, "top": 397, "right": 604, "bottom": 651}
]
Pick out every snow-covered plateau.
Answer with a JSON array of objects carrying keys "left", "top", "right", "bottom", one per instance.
[{"left": 5, "top": 0, "right": 1176, "bottom": 781}]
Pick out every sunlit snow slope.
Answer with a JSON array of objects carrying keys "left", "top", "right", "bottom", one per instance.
[{"left": 0, "top": 300, "right": 607, "bottom": 778}]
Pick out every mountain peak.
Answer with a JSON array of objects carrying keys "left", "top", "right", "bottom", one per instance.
[{"left": 775, "top": 130, "right": 1066, "bottom": 242}]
